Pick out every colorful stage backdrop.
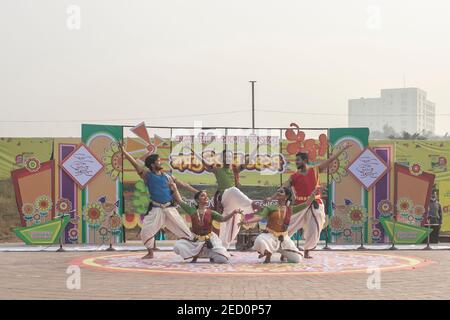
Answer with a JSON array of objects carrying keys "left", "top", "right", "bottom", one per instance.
[
  {"left": 81, "top": 124, "right": 124, "bottom": 245},
  {"left": 2, "top": 129, "right": 450, "bottom": 245},
  {"left": 328, "top": 128, "right": 369, "bottom": 244}
]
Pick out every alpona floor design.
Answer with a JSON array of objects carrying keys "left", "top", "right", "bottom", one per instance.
[{"left": 71, "top": 251, "right": 431, "bottom": 276}]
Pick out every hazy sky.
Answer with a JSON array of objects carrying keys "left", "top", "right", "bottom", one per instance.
[{"left": 1, "top": 0, "right": 449, "bottom": 137}]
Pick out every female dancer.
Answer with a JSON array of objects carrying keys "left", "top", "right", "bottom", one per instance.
[
  {"left": 171, "top": 183, "right": 242, "bottom": 263},
  {"left": 241, "top": 186, "right": 319, "bottom": 263}
]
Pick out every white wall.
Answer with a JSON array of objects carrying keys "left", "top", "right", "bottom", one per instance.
[{"left": 349, "top": 88, "right": 435, "bottom": 135}]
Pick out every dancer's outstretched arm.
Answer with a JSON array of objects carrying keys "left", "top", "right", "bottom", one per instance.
[
  {"left": 119, "top": 141, "right": 148, "bottom": 179},
  {"left": 240, "top": 215, "right": 264, "bottom": 225},
  {"left": 173, "top": 176, "right": 199, "bottom": 194},
  {"left": 174, "top": 194, "right": 239, "bottom": 222},
  {"left": 177, "top": 201, "right": 197, "bottom": 216},
  {"left": 240, "top": 206, "right": 273, "bottom": 225},
  {"left": 168, "top": 180, "right": 184, "bottom": 204},
  {"left": 171, "top": 188, "right": 197, "bottom": 217},
  {"left": 214, "top": 209, "right": 241, "bottom": 222}
]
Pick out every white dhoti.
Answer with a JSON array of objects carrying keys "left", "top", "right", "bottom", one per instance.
[
  {"left": 252, "top": 232, "right": 303, "bottom": 263},
  {"left": 287, "top": 202, "right": 326, "bottom": 251},
  {"left": 219, "top": 187, "right": 254, "bottom": 249},
  {"left": 141, "top": 206, "right": 192, "bottom": 249},
  {"left": 173, "top": 232, "right": 230, "bottom": 263}
]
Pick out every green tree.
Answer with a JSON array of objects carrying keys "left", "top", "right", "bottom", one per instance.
[
  {"left": 387, "top": 130, "right": 428, "bottom": 140},
  {"left": 370, "top": 124, "right": 397, "bottom": 139}
]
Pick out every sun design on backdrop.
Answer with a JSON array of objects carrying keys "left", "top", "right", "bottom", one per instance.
[
  {"left": 98, "top": 227, "right": 109, "bottom": 241},
  {"left": 377, "top": 199, "right": 394, "bottom": 217},
  {"left": 413, "top": 205, "right": 425, "bottom": 221},
  {"left": 55, "top": 198, "right": 72, "bottom": 215},
  {"left": 68, "top": 228, "right": 78, "bottom": 242},
  {"left": 330, "top": 215, "right": 344, "bottom": 236},
  {"left": 397, "top": 197, "right": 414, "bottom": 217},
  {"left": 328, "top": 144, "right": 350, "bottom": 183},
  {"left": 33, "top": 213, "right": 41, "bottom": 224},
  {"left": 406, "top": 214, "right": 417, "bottom": 225},
  {"left": 103, "top": 142, "right": 123, "bottom": 181},
  {"left": 348, "top": 205, "right": 366, "bottom": 230},
  {"left": 284, "top": 122, "right": 328, "bottom": 161},
  {"left": 109, "top": 214, "right": 123, "bottom": 235},
  {"left": 22, "top": 203, "right": 36, "bottom": 222},
  {"left": 123, "top": 213, "right": 140, "bottom": 229},
  {"left": 83, "top": 203, "right": 105, "bottom": 228},
  {"left": 24, "top": 157, "right": 41, "bottom": 173},
  {"left": 34, "top": 195, "right": 53, "bottom": 217},
  {"left": 372, "top": 228, "right": 382, "bottom": 242},
  {"left": 409, "top": 163, "right": 423, "bottom": 176},
  {"left": 343, "top": 228, "right": 353, "bottom": 241}
]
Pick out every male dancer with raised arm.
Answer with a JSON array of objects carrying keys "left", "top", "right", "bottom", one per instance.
[
  {"left": 267, "top": 142, "right": 351, "bottom": 258},
  {"left": 120, "top": 142, "right": 199, "bottom": 259}
]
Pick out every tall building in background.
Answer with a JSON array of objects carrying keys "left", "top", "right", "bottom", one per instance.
[{"left": 348, "top": 88, "right": 435, "bottom": 135}]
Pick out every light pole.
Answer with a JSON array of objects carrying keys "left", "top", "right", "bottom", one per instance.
[{"left": 249, "top": 81, "right": 256, "bottom": 129}]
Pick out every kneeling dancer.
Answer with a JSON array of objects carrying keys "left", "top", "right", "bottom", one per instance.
[
  {"left": 173, "top": 188, "right": 242, "bottom": 264},
  {"left": 241, "top": 187, "right": 318, "bottom": 263}
]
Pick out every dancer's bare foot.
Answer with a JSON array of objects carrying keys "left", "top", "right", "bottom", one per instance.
[
  {"left": 264, "top": 252, "right": 272, "bottom": 263},
  {"left": 191, "top": 257, "right": 198, "bottom": 263},
  {"left": 280, "top": 255, "right": 287, "bottom": 262},
  {"left": 142, "top": 249, "right": 154, "bottom": 259},
  {"left": 258, "top": 250, "right": 272, "bottom": 263},
  {"left": 304, "top": 250, "right": 312, "bottom": 259}
]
